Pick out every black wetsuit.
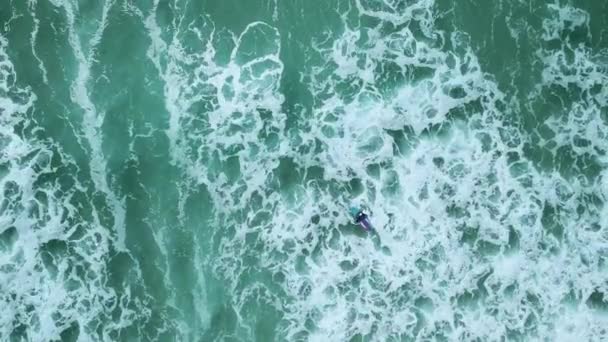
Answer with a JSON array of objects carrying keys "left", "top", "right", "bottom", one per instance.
[{"left": 355, "top": 211, "right": 367, "bottom": 223}]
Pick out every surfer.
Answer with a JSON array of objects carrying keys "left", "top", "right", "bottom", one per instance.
[{"left": 349, "top": 206, "right": 373, "bottom": 231}]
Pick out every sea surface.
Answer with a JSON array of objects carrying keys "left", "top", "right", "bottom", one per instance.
[{"left": 1, "top": 0, "right": 608, "bottom": 341}]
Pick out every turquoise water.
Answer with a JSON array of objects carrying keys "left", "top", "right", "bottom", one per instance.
[{"left": 1, "top": 0, "right": 607, "bottom": 340}]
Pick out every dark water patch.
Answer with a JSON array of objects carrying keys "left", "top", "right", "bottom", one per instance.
[
  {"left": 446, "top": 98, "right": 484, "bottom": 123},
  {"left": 374, "top": 60, "right": 408, "bottom": 98},
  {"left": 0, "top": 226, "right": 18, "bottom": 253},
  {"left": 1, "top": 2, "right": 43, "bottom": 88},
  {"left": 203, "top": 304, "right": 238, "bottom": 340},
  {"left": 254, "top": 302, "right": 282, "bottom": 341},
  {"left": 9, "top": 322, "right": 28, "bottom": 342},
  {"left": 541, "top": 203, "right": 564, "bottom": 241},
  {"left": 419, "top": 121, "right": 452, "bottom": 139},
  {"left": 59, "top": 321, "right": 80, "bottom": 342},
  {"left": 385, "top": 126, "right": 418, "bottom": 156},
  {"left": 3, "top": 180, "right": 20, "bottom": 199},
  {"left": 107, "top": 250, "right": 136, "bottom": 291},
  {"left": 347, "top": 177, "right": 364, "bottom": 196},
  {"left": 90, "top": 191, "right": 115, "bottom": 234},
  {"left": 406, "top": 65, "right": 436, "bottom": 84},
  {"left": 459, "top": 224, "right": 479, "bottom": 247},
  {"left": 586, "top": 288, "right": 608, "bottom": 311},
  {"left": 476, "top": 239, "right": 501, "bottom": 256},
  {"left": 303, "top": 165, "right": 324, "bottom": 184},
  {"left": 223, "top": 155, "right": 241, "bottom": 183},
  {"left": 410, "top": 307, "right": 426, "bottom": 338},
  {"left": 276, "top": 157, "right": 302, "bottom": 194},
  {"left": 39, "top": 239, "right": 67, "bottom": 278},
  {"left": 200, "top": 0, "right": 274, "bottom": 34},
  {"left": 446, "top": 204, "right": 468, "bottom": 220},
  {"left": 507, "top": 226, "right": 520, "bottom": 251},
  {"left": 123, "top": 189, "right": 168, "bottom": 307}
]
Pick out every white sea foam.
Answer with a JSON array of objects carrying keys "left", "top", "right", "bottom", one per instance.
[
  {"left": 0, "top": 2, "right": 157, "bottom": 340},
  {"left": 0, "top": 33, "right": 114, "bottom": 341},
  {"left": 27, "top": 0, "right": 49, "bottom": 85},
  {"left": 537, "top": 3, "right": 608, "bottom": 164},
  {"left": 144, "top": 0, "right": 608, "bottom": 340}
]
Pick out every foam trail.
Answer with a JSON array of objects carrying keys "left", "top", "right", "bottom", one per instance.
[
  {"left": 47, "top": 0, "right": 127, "bottom": 249},
  {"left": 27, "top": 0, "right": 49, "bottom": 84}
]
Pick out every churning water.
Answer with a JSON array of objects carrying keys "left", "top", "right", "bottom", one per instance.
[{"left": 1, "top": 0, "right": 607, "bottom": 341}]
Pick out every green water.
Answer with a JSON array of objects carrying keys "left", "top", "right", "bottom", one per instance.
[{"left": 1, "top": 0, "right": 607, "bottom": 341}]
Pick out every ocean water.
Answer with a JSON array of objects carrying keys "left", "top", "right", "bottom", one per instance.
[{"left": 1, "top": 0, "right": 607, "bottom": 341}]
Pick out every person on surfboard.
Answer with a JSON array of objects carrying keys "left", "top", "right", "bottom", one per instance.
[{"left": 349, "top": 206, "right": 373, "bottom": 231}]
